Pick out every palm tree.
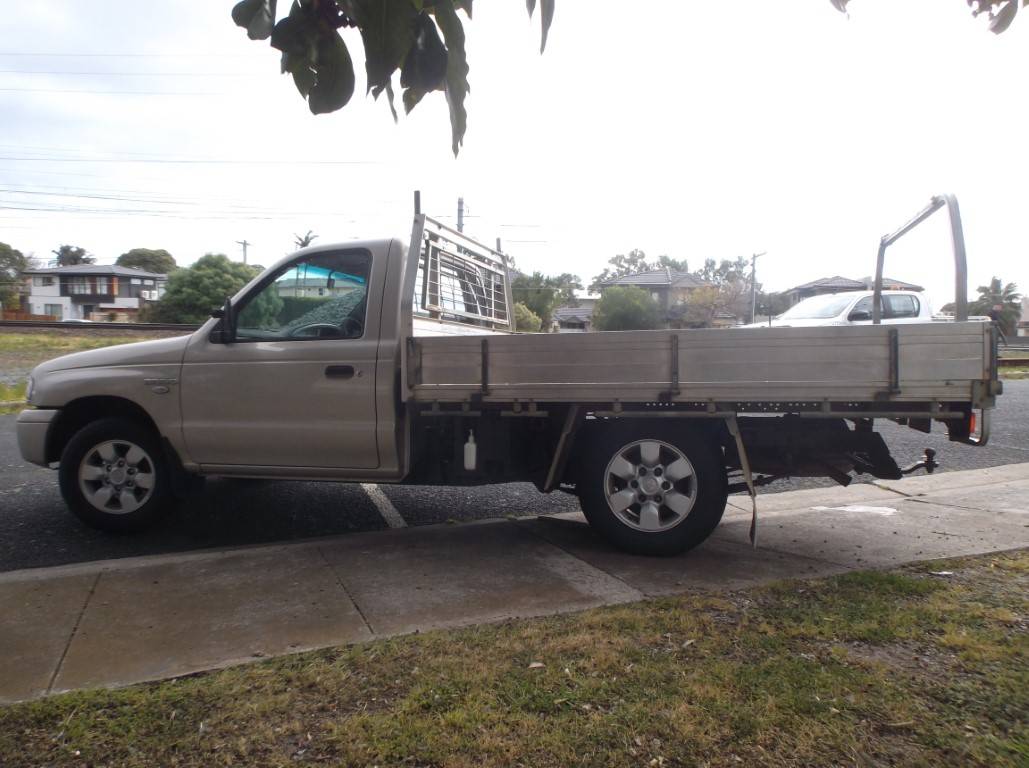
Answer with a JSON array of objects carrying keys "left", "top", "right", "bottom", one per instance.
[
  {"left": 970, "top": 277, "right": 1021, "bottom": 336},
  {"left": 293, "top": 230, "right": 318, "bottom": 249}
]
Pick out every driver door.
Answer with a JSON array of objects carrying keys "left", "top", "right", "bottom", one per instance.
[{"left": 180, "top": 247, "right": 383, "bottom": 470}]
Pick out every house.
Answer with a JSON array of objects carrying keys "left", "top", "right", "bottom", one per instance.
[
  {"left": 599, "top": 269, "right": 710, "bottom": 312},
  {"left": 21, "top": 264, "right": 168, "bottom": 321},
  {"left": 784, "top": 275, "right": 923, "bottom": 307},
  {"left": 553, "top": 289, "right": 600, "bottom": 333}
]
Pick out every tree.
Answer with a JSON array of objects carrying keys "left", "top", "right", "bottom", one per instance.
[
  {"left": 294, "top": 230, "right": 319, "bottom": 249},
  {"left": 755, "top": 290, "right": 790, "bottom": 318},
  {"left": 592, "top": 286, "right": 662, "bottom": 332},
  {"left": 671, "top": 286, "right": 724, "bottom": 329},
  {"left": 232, "top": 2, "right": 1019, "bottom": 156},
  {"left": 231, "top": 0, "right": 554, "bottom": 155},
  {"left": 116, "top": 248, "right": 177, "bottom": 274},
  {"left": 147, "top": 254, "right": 262, "bottom": 324},
  {"left": 693, "top": 256, "right": 756, "bottom": 321},
  {"left": 0, "top": 242, "right": 30, "bottom": 310},
  {"left": 833, "top": 1, "right": 1027, "bottom": 35},
  {"left": 970, "top": 277, "right": 1021, "bottom": 336},
  {"left": 590, "top": 249, "right": 650, "bottom": 292},
  {"left": 590, "top": 250, "right": 689, "bottom": 292},
  {"left": 513, "top": 301, "right": 542, "bottom": 332},
  {"left": 511, "top": 271, "right": 581, "bottom": 329},
  {"left": 51, "top": 245, "right": 94, "bottom": 266}
]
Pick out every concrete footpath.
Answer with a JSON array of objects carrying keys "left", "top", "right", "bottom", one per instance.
[{"left": 2, "top": 464, "right": 1028, "bottom": 704}]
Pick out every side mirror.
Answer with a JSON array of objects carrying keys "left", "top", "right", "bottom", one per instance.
[
  {"left": 210, "top": 297, "right": 236, "bottom": 343},
  {"left": 848, "top": 309, "right": 872, "bottom": 322}
]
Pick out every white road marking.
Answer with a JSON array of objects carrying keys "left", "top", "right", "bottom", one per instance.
[
  {"left": 361, "top": 483, "right": 407, "bottom": 528},
  {"left": 812, "top": 505, "right": 897, "bottom": 516}
]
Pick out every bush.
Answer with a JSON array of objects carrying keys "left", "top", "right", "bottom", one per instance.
[
  {"left": 513, "top": 301, "right": 542, "bottom": 332},
  {"left": 592, "top": 286, "right": 662, "bottom": 331}
]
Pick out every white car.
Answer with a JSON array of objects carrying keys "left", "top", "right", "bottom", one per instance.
[{"left": 748, "top": 290, "right": 933, "bottom": 328}]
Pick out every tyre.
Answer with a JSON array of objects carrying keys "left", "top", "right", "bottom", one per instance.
[
  {"left": 58, "top": 418, "right": 172, "bottom": 533},
  {"left": 577, "top": 424, "right": 727, "bottom": 556}
]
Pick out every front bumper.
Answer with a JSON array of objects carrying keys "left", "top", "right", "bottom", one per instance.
[{"left": 16, "top": 409, "right": 60, "bottom": 467}]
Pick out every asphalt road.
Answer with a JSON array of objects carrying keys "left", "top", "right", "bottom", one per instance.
[{"left": 2, "top": 380, "right": 1026, "bottom": 572}]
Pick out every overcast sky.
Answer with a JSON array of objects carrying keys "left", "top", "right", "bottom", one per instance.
[{"left": 2, "top": 1, "right": 1026, "bottom": 305}]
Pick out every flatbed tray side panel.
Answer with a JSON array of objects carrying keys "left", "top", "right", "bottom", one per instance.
[{"left": 409, "top": 323, "right": 990, "bottom": 405}]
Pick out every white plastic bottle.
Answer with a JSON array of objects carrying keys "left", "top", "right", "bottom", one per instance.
[{"left": 464, "top": 430, "right": 477, "bottom": 471}]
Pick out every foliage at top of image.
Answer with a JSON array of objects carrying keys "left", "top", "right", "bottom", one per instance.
[
  {"left": 833, "top": 0, "right": 1027, "bottom": 34},
  {"left": 232, "top": 1, "right": 1020, "bottom": 156},
  {"left": 231, "top": 0, "right": 555, "bottom": 155},
  {"left": 115, "top": 249, "right": 177, "bottom": 275}
]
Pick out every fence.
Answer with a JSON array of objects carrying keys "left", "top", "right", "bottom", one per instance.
[{"left": 2, "top": 311, "right": 57, "bottom": 322}]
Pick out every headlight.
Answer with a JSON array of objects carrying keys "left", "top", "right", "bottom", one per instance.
[{"left": 25, "top": 375, "right": 34, "bottom": 404}]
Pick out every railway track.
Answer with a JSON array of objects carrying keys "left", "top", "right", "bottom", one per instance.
[{"left": 0, "top": 320, "right": 198, "bottom": 332}]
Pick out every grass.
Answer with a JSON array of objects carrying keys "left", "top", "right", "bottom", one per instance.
[
  {"left": 0, "top": 332, "right": 165, "bottom": 411},
  {"left": 1, "top": 551, "right": 1025, "bottom": 768},
  {"left": 0, "top": 332, "right": 161, "bottom": 356}
]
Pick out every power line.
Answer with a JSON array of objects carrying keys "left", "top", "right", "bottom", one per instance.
[
  {"left": 0, "top": 87, "right": 222, "bottom": 96},
  {"left": 0, "top": 52, "right": 256, "bottom": 57},
  {"left": 0, "top": 70, "right": 261, "bottom": 77},
  {"left": 0, "top": 155, "right": 380, "bottom": 165}
]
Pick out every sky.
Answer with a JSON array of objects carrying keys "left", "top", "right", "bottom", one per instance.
[{"left": 1, "top": 0, "right": 1027, "bottom": 306}]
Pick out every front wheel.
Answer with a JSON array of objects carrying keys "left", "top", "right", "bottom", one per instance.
[
  {"left": 577, "top": 425, "right": 727, "bottom": 556},
  {"left": 58, "top": 418, "right": 173, "bottom": 532}
]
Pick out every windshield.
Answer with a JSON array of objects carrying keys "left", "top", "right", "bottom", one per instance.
[{"left": 778, "top": 293, "right": 857, "bottom": 320}]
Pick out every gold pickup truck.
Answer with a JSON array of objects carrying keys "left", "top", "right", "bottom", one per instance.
[{"left": 17, "top": 197, "right": 1000, "bottom": 555}]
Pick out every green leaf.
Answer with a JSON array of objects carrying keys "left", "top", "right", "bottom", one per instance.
[
  {"left": 402, "top": 86, "right": 426, "bottom": 114},
  {"left": 292, "top": 65, "right": 316, "bottom": 96},
  {"left": 270, "top": 14, "right": 311, "bottom": 62},
  {"left": 400, "top": 12, "right": 447, "bottom": 93},
  {"left": 309, "top": 32, "right": 356, "bottom": 114},
  {"left": 232, "top": 0, "right": 278, "bottom": 40},
  {"left": 539, "top": 0, "right": 554, "bottom": 52},
  {"left": 384, "top": 80, "right": 399, "bottom": 121},
  {"left": 372, "top": 81, "right": 399, "bottom": 122},
  {"left": 988, "top": 0, "right": 1019, "bottom": 33},
  {"left": 433, "top": 0, "right": 469, "bottom": 155},
  {"left": 354, "top": 0, "right": 419, "bottom": 94}
]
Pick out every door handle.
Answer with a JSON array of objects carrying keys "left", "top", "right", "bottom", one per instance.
[{"left": 325, "top": 365, "right": 356, "bottom": 380}]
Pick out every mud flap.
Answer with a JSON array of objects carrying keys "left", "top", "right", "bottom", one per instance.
[{"left": 727, "top": 416, "right": 758, "bottom": 547}]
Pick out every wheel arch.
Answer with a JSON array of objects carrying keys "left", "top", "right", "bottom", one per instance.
[{"left": 46, "top": 396, "right": 162, "bottom": 465}]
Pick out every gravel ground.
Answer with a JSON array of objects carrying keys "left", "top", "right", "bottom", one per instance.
[{"left": 0, "top": 380, "right": 1025, "bottom": 572}]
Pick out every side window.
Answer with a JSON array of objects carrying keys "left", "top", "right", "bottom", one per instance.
[
  {"left": 885, "top": 294, "right": 918, "bottom": 319},
  {"left": 849, "top": 295, "right": 886, "bottom": 320},
  {"left": 851, "top": 296, "right": 872, "bottom": 314},
  {"left": 235, "top": 250, "right": 371, "bottom": 341}
]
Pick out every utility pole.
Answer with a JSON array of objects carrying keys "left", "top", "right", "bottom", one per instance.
[
  {"left": 236, "top": 239, "right": 251, "bottom": 265},
  {"left": 749, "top": 251, "right": 766, "bottom": 324},
  {"left": 457, "top": 197, "right": 465, "bottom": 233}
]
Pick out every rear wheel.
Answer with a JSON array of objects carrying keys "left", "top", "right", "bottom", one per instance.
[
  {"left": 577, "top": 425, "right": 727, "bottom": 556},
  {"left": 58, "top": 418, "right": 172, "bottom": 532}
]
